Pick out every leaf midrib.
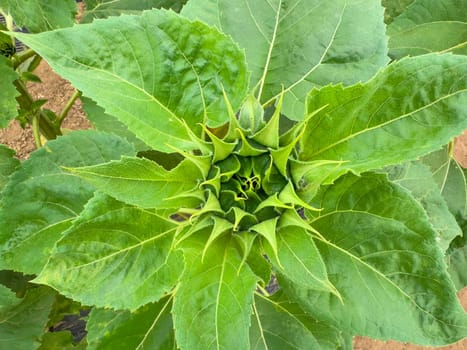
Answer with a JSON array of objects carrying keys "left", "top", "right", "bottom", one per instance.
[
  {"left": 214, "top": 245, "right": 228, "bottom": 350},
  {"left": 263, "top": 1, "right": 347, "bottom": 106},
  {"left": 257, "top": 0, "right": 282, "bottom": 100},
  {"left": 73, "top": 168, "right": 196, "bottom": 184},
  {"left": 135, "top": 295, "right": 173, "bottom": 350},
  {"left": 68, "top": 227, "right": 176, "bottom": 270},
  {"left": 254, "top": 293, "right": 321, "bottom": 349},
  {"left": 279, "top": 234, "right": 330, "bottom": 287}
]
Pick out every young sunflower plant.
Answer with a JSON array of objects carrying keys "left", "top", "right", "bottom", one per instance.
[{"left": 1, "top": 1, "right": 467, "bottom": 349}]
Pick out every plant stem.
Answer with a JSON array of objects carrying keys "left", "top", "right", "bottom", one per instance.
[
  {"left": 27, "top": 54, "right": 42, "bottom": 72},
  {"left": 255, "top": 284, "right": 271, "bottom": 297},
  {"left": 3, "top": 12, "right": 14, "bottom": 32},
  {"left": 56, "top": 90, "right": 82, "bottom": 127},
  {"left": 448, "top": 140, "right": 454, "bottom": 158},
  {"left": 12, "top": 49, "right": 37, "bottom": 69},
  {"left": 32, "top": 114, "right": 42, "bottom": 148},
  {"left": 14, "top": 79, "right": 61, "bottom": 140}
]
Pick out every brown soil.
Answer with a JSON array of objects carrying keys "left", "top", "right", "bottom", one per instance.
[
  {"left": 0, "top": 58, "right": 466, "bottom": 350},
  {"left": 455, "top": 131, "right": 467, "bottom": 168}
]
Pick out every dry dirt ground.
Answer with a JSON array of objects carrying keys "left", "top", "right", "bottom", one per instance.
[{"left": 1, "top": 61, "right": 467, "bottom": 350}]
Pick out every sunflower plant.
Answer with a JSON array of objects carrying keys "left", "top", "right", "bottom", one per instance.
[{"left": 1, "top": 1, "right": 467, "bottom": 349}]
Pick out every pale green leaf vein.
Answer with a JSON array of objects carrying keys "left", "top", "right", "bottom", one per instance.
[
  {"left": 265, "top": 2, "right": 347, "bottom": 105},
  {"left": 252, "top": 302, "right": 269, "bottom": 350},
  {"left": 279, "top": 235, "right": 329, "bottom": 286},
  {"left": 312, "top": 229, "right": 466, "bottom": 330},
  {"left": 70, "top": 228, "right": 176, "bottom": 270},
  {"left": 135, "top": 295, "right": 173, "bottom": 350},
  {"left": 257, "top": 0, "right": 282, "bottom": 100},
  {"left": 310, "top": 87, "right": 467, "bottom": 158},
  {"left": 244, "top": 0, "right": 270, "bottom": 43}
]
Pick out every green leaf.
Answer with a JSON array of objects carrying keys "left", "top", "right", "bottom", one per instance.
[
  {"left": 0, "top": 0, "right": 76, "bottom": 33},
  {"left": 0, "top": 144, "right": 19, "bottom": 193},
  {"left": 0, "top": 271, "right": 33, "bottom": 297},
  {"left": 283, "top": 173, "right": 467, "bottom": 345},
  {"left": 182, "top": 0, "right": 388, "bottom": 119},
  {"left": 388, "top": 0, "right": 467, "bottom": 59},
  {"left": 381, "top": 0, "right": 416, "bottom": 24},
  {"left": 173, "top": 235, "right": 258, "bottom": 350},
  {"left": 0, "top": 56, "right": 19, "bottom": 127},
  {"left": 447, "top": 234, "right": 467, "bottom": 290},
  {"left": 46, "top": 294, "right": 83, "bottom": 329},
  {"left": 289, "top": 159, "right": 345, "bottom": 202},
  {"left": 38, "top": 332, "right": 86, "bottom": 350},
  {"left": 245, "top": 242, "right": 271, "bottom": 286},
  {"left": 86, "top": 297, "right": 174, "bottom": 350},
  {"left": 300, "top": 54, "right": 467, "bottom": 179},
  {"left": 203, "top": 127, "right": 236, "bottom": 163},
  {"left": 274, "top": 226, "right": 340, "bottom": 299},
  {"left": 0, "top": 284, "right": 17, "bottom": 310},
  {"left": 251, "top": 92, "right": 283, "bottom": 149},
  {"left": 250, "top": 292, "right": 347, "bottom": 350},
  {"left": 251, "top": 218, "right": 280, "bottom": 266},
  {"left": 420, "top": 148, "right": 467, "bottom": 289},
  {"left": 67, "top": 156, "right": 204, "bottom": 209},
  {"left": 81, "top": 96, "right": 149, "bottom": 151},
  {"left": 441, "top": 160, "right": 467, "bottom": 220},
  {"left": 16, "top": 10, "right": 249, "bottom": 152},
  {"left": 386, "top": 161, "right": 462, "bottom": 250},
  {"left": 422, "top": 148, "right": 467, "bottom": 221},
  {"left": 0, "top": 286, "right": 55, "bottom": 350},
  {"left": 0, "top": 131, "right": 135, "bottom": 275},
  {"left": 82, "top": 0, "right": 188, "bottom": 22},
  {"left": 35, "top": 193, "right": 183, "bottom": 310}
]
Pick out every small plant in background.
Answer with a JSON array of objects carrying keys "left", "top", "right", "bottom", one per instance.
[
  {"left": 1, "top": 0, "right": 467, "bottom": 349},
  {"left": 0, "top": 0, "right": 83, "bottom": 146}
]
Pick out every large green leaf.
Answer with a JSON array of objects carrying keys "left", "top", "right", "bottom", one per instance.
[
  {"left": 81, "top": 96, "right": 149, "bottom": 151},
  {"left": 86, "top": 297, "right": 174, "bottom": 350},
  {"left": 250, "top": 292, "right": 348, "bottom": 350},
  {"left": 0, "top": 0, "right": 76, "bottom": 33},
  {"left": 66, "top": 156, "right": 204, "bottom": 209},
  {"left": 388, "top": 0, "right": 467, "bottom": 59},
  {"left": 173, "top": 234, "right": 258, "bottom": 350},
  {"left": 283, "top": 173, "right": 467, "bottom": 345},
  {"left": 16, "top": 10, "right": 249, "bottom": 152},
  {"left": 182, "top": 0, "right": 388, "bottom": 119},
  {"left": 299, "top": 54, "right": 467, "bottom": 182},
  {"left": 82, "top": 0, "right": 188, "bottom": 22},
  {"left": 386, "top": 161, "right": 462, "bottom": 251},
  {"left": 429, "top": 156, "right": 467, "bottom": 289},
  {"left": 0, "top": 285, "right": 55, "bottom": 350},
  {"left": 0, "top": 56, "right": 19, "bottom": 127},
  {"left": 413, "top": 148, "right": 467, "bottom": 289},
  {"left": 35, "top": 193, "right": 183, "bottom": 310},
  {"left": 0, "top": 144, "right": 19, "bottom": 193},
  {"left": 0, "top": 131, "right": 135, "bottom": 275}
]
